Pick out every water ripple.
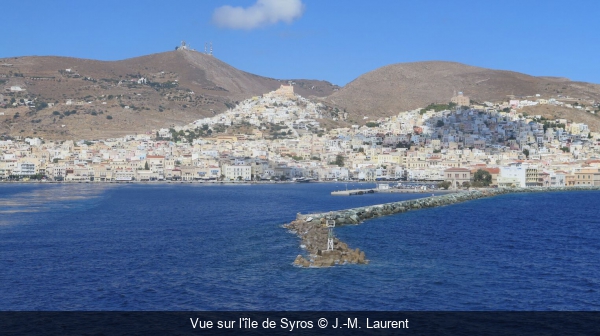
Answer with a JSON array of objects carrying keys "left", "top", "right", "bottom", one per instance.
[{"left": 0, "top": 184, "right": 599, "bottom": 310}]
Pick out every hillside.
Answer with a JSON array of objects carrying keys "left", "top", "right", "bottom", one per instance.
[
  {"left": 0, "top": 50, "right": 338, "bottom": 139},
  {"left": 3, "top": 55, "right": 600, "bottom": 139},
  {"left": 325, "top": 61, "right": 600, "bottom": 124},
  {"left": 521, "top": 105, "right": 600, "bottom": 132}
]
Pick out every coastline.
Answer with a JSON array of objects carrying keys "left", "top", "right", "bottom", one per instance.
[
  {"left": 0, "top": 180, "right": 428, "bottom": 188},
  {"left": 285, "top": 186, "right": 600, "bottom": 268},
  {"left": 0, "top": 180, "right": 293, "bottom": 184},
  {"left": 0, "top": 180, "right": 372, "bottom": 185}
]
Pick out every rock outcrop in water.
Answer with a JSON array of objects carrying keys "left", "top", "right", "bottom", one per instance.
[
  {"left": 286, "top": 217, "right": 367, "bottom": 268},
  {"left": 285, "top": 186, "right": 600, "bottom": 268}
]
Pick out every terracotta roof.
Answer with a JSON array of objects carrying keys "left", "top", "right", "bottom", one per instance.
[
  {"left": 444, "top": 167, "right": 470, "bottom": 172},
  {"left": 484, "top": 167, "right": 500, "bottom": 174}
]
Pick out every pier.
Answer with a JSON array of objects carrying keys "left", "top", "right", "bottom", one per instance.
[
  {"left": 286, "top": 186, "right": 600, "bottom": 268},
  {"left": 330, "top": 182, "right": 447, "bottom": 196},
  {"left": 331, "top": 188, "right": 376, "bottom": 196},
  {"left": 331, "top": 188, "right": 454, "bottom": 196}
]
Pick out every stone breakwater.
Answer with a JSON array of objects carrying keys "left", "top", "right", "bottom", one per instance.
[{"left": 284, "top": 186, "right": 600, "bottom": 268}]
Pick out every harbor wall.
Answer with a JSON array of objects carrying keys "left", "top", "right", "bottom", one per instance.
[
  {"left": 298, "top": 186, "right": 600, "bottom": 224},
  {"left": 286, "top": 186, "right": 600, "bottom": 268}
]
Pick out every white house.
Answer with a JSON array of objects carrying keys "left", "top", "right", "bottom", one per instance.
[
  {"left": 14, "top": 162, "right": 36, "bottom": 176},
  {"left": 499, "top": 163, "right": 527, "bottom": 187},
  {"left": 223, "top": 165, "right": 251, "bottom": 181}
]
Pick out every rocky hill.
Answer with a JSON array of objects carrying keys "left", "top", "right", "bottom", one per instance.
[
  {"left": 324, "top": 61, "right": 600, "bottom": 124},
  {"left": 0, "top": 50, "right": 338, "bottom": 139},
  {"left": 3, "top": 54, "right": 600, "bottom": 139}
]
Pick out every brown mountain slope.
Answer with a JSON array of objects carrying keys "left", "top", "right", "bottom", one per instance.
[
  {"left": 325, "top": 61, "right": 600, "bottom": 122},
  {"left": 521, "top": 105, "right": 600, "bottom": 132},
  {"left": 0, "top": 50, "right": 337, "bottom": 139}
]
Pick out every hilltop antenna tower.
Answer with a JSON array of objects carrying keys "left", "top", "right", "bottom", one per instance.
[
  {"left": 204, "top": 43, "right": 207, "bottom": 54},
  {"left": 326, "top": 212, "right": 335, "bottom": 251},
  {"left": 209, "top": 41, "right": 213, "bottom": 56}
]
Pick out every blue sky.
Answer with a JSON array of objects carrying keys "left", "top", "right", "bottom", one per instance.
[{"left": 2, "top": 0, "right": 599, "bottom": 86}]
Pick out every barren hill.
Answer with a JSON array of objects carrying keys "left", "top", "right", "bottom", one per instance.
[
  {"left": 325, "top": 61, "right": 600, "bottom": 123},
  {"left": 0, "top": 50, "right": 338, "bottom": 139},
  {"left": 3, "top": 54, "right": 600, "bottom": 139}
]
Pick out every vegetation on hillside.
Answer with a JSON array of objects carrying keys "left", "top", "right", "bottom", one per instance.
[{"left": 422, "top": 102, "right": 457, "bottom": 113}]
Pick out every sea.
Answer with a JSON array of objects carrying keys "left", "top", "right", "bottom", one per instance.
[{"left": 1, "top": 183, "right": 600, "bottom": 311}]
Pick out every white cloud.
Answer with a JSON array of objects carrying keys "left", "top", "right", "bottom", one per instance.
[{"left": 212, "top": 0, "right": 305, "bottom": 30}]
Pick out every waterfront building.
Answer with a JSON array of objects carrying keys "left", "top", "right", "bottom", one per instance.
[
  {"left": 223, "top": 165, "right": 251, "bottom": 181},
  {"left": 526, "top": 165, "right": 541, "bottom": 187},
  {"left": 499, "top": 163, "right": 527, "bottom": 188},
  {"left": 574, "top": 168, "right": 600, "bottom": 186},
  {"left": 444, "top": 167, "right": 471, "bottom": 188},
  {"left": 14, "top": 162, "right": 36, "bottom": 176}
]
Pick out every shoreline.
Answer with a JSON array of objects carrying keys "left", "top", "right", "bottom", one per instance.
[
  {"left": 285, "top": 186, "right": 600, "bottom": 268},
  {"left": 0, "top": 180, "right": 434, "bottom": 189},
  {"left": 0, "top": 180, "right": 296, "bottom": 185}
]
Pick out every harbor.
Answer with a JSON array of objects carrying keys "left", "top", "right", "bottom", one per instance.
[
  {"left": 330, "top": 182, "right": 451, "bottom": 196},
  {"left": 287, "top": 186, "right": 600, "bottom": 268}
]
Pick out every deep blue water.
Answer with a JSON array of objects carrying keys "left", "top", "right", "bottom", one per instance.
[{"left": 1, "top": 183, "right": 599, "bottom": 310}]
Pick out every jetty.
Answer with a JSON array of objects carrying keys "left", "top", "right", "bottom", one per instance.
[
  {"left": 285, "top": 186, "right": 600, "bottom": 268},
  {"left": 331, "top": 188, "right": 376, "bottom": 196},
  {"left": 331, "top": 188, "right": 453, "bottom": 196}
]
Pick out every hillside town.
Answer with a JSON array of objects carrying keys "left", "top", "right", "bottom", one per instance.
[{"left": 1, "top": 85, "right": 600, "bottom": 188}]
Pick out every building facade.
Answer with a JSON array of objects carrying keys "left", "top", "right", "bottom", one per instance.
[{"left": 444, "top": 167, "right": 471, "bottom": 188}]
